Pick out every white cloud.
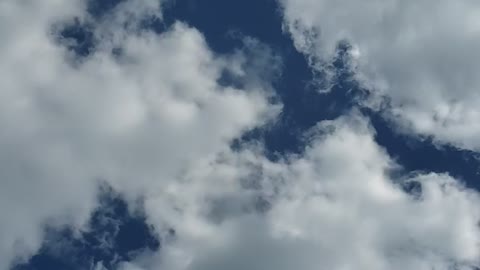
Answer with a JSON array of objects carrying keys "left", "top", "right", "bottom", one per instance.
[
  {"left": 0, "top": 1, "right": 278, "bottom": 268},
  {"left": 125, "top": 112, "right": 480, "bottom": 270},
  {"left": 280, "top": 0, "right": 480, "bottom": 150},
  {"left": 3, "top": 1, "right": 480, "bottom": 270}
]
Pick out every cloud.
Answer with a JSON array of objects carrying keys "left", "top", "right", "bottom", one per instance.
[
  {"left": 0, "top": 1, "right": 278, "bottom": 268},
  {"left": 3, "top": 1, "right": 480, "bottom": 270},
  {"left": 279, "top": 0, "right": 480, "bottom": 151},
  {"left": 121, "top": 112, "right": 480, "bottom": 270}
]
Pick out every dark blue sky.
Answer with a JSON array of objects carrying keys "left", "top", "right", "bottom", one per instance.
[{"left": 13, "top": 0, "right": 480, "bottom": 269}]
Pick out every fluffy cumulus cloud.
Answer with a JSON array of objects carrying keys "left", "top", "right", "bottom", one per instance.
[
  {"left": 2, "top": 1, "right": 480, "bottom": 270},
  {"left": 118, "top": 112, "right": 480, "bottom": 270},
  {"left": 0, "top": 0, "right": 277, "bottom": 268},
  {"left": 280, "top": 0, "right": 480, "bottom": 150}
]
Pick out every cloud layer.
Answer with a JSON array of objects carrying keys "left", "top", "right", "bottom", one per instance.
[{"left": 2, "top": 1, "right": 480, "bottom": 270}]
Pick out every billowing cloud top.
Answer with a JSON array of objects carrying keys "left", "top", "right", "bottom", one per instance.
[{"left": 2, "top": 1, "right": 480, "bottom": 270}]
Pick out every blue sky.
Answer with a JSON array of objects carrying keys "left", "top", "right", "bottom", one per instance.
[{"left": 3, "top": 0, "right": 480, "bottom": 270}]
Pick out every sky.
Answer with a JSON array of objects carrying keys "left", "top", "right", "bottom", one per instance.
[{"left": 2, "top": 0, "right": 480, "bottom": 269}]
